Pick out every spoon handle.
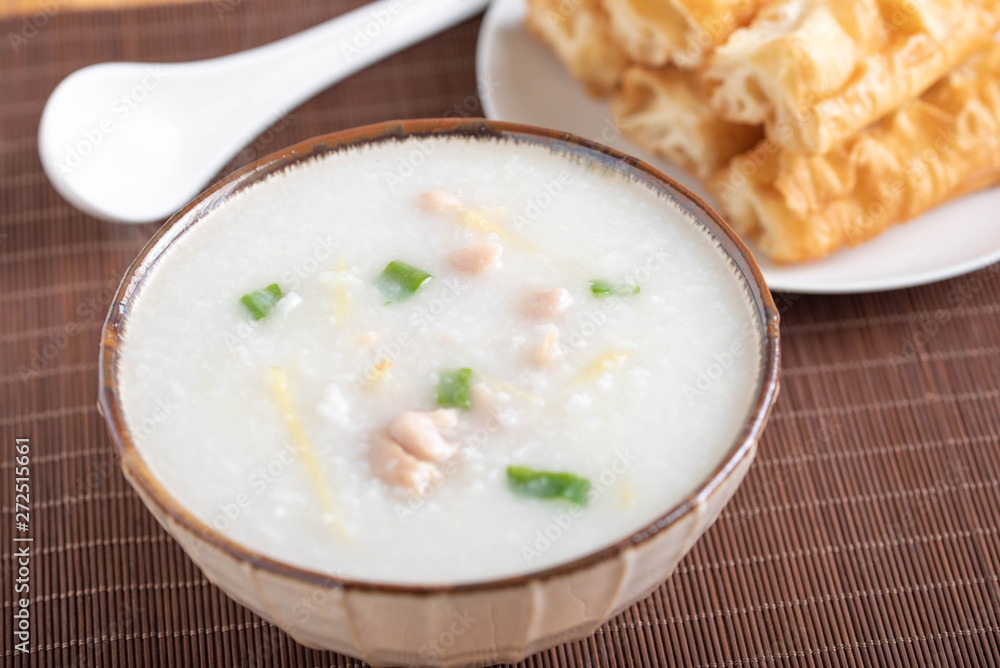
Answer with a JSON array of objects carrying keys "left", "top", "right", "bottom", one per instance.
[{"left": 201, "top": 0, "right": 491, "bottom": 116}]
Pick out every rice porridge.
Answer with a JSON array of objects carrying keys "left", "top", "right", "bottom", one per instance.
[{"left": 117, "top": 135, "right": 762, "bottom": 585}]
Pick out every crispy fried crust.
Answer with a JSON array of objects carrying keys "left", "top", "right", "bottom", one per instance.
[
  {"left": 525, "top": 0, "right": 630, "bottom": 97},
  {"left": 703, "top": 0, "right": 1000, "bottom": 153},
  {"left": 611, "top": 66, "right": 763, "bottom": 178},
  {"left": 600, "top": 0, "right": 761, "bottom": 68},
  {"left": 709, "top": 44, "right": 1000, "bottom": 264}
]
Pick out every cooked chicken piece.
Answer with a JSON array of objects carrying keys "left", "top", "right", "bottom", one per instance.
[
  {"left": 524, "top": 288, "right": 573, "bottom": 319},
  {"left": 388, "top": 409, "right": 459, "bottom": 462},
  {"left": 534, "top": 326, "right": 561, "bottom": 367},
  {"left": 449, "top": 243, "right": 503, "bottom": 273},
  {"left": 419, "top": 190, "right": 463, "bottom": 216},
  {"left": 369, "top": 429, "right": 440, "bottom": 492}
]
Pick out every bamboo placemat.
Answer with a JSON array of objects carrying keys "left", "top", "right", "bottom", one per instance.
[{"left": 2, "top": 1, "right": 1000, "bottom": 666}]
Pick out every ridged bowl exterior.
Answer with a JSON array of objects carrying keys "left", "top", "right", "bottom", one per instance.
[{"left": 99, "top": 119, "right": 781, "bottom": 668}]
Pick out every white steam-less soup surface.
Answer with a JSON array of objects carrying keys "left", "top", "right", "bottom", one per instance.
[{"left": 119, "top": 136, "right": 762, "bottom": 585}]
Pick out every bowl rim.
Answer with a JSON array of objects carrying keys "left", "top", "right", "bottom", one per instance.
[{"left": 98, "top": 117, "right": 781, "bottom": 596}]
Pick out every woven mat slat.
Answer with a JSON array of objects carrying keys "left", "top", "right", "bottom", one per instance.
[{"left": 2, "top": 1, "right": 1000, "bottom": 666}]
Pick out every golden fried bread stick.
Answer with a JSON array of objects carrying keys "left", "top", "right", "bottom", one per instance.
[
  {"left": 704, "top": 0, "right": 1000, "bottom": 153},
  {"left": 601, "top": 0, "right": 761, "bottom": 69},
  {"left": 611, "top": 66, "right": 763, "bottom": 178},
  {"left": 525, "top": 0, "right": 630, "bottom": 97},
  {"left": 709, "top": 44, "right": 1000, "bottom": 264}
]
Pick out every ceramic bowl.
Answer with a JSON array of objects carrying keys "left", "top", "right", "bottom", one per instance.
[{"left": 98, "top": 118, "right": 781, "bottom": 668}]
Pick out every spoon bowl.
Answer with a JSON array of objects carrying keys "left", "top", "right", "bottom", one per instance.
[{"left": 38, "top": 0, "right": 489, "bottom": 223}]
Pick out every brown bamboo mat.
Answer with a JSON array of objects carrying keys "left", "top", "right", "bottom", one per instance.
[{"left": 2, "top": 1, "right": 1000, "bottom": 666}]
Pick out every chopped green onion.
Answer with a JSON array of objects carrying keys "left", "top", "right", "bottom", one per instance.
[
  {"left": 590, "top": 279, "right": 640, "bottom": 298},
  {"left": 240, "top": 283, "right": 283, "bottom": 320},
  {"left": 436, "top": 368, "right": 473, "bottom": 410},
  {"left": 378, "top": 261, "right": 433, "bottom": 303},
  {"left": 507, "top": 466, "right": 591, "bottom": 506}
]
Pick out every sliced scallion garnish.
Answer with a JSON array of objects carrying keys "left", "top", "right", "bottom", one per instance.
[
  {"left": 240, "top": 283, "right": 283, "bottom": 320},
  {"left": 436, "top": 368, "right": 473, "bottom": 410},
  {"left": 589, "top": 279, "right": 640, "bottom": 298},
  {"left": 507, "top": 466, "right": 591, "bottom": 506},
  {"left": 378, "top": 261, "right": 432, "bottom": 303}
]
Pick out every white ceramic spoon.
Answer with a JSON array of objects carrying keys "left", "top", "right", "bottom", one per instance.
[{"left": 38, "top": 0, "right": 489, "bottom": 224}]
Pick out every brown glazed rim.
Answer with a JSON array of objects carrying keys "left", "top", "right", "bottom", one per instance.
[{"left": 98, "top": 118, "right": 781, "bottom": 596}]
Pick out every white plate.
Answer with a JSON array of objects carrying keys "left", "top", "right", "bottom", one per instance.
[{"left": 475, "top": 0, "right": 1000, "bottom": 294}]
